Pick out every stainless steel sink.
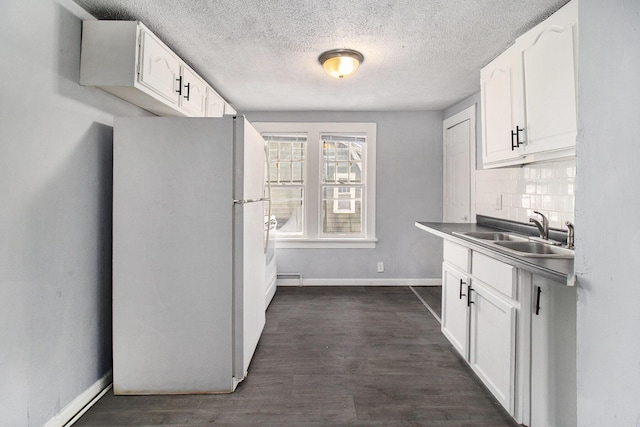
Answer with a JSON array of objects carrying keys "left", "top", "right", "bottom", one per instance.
[
  {"left": 453, "top": 231, "right": 574, "bottom": 259},
  {"left": 462, "top": 232, "right": 528, "bottom": 242},
  {"left": 493, "top": 241, "right": 574, "bottom": 258}
]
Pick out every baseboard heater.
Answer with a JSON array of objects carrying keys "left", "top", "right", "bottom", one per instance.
[{"left": 277, "top": 273, "right": 303, "bottom": 286}]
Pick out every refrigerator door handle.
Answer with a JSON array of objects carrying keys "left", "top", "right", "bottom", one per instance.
[
  {"left": 233, "top": 198, "right": 269, "bottom": 204},
  {"left": 263, "top": 144, "right": 272, "bottom": 254}
]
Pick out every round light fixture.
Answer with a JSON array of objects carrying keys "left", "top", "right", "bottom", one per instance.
[{"left": 318, "top": 49, "right": 364, "bottom": 79}]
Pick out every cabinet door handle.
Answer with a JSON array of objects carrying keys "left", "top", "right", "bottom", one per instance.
[
  {"left": 511, "top": 126, "right": 525, "bottom": 150},
  {"left": 535, "top": 286, "right": 542, "bottom": 315},
  {"left": 467, "top": 285, "right": 474, "bottom": 307},
  {"left": 459, "top": 279, "right": 467, "bottom": 300},
  {"left": 176, "top": 76, "right": 183, "bottom": 95},
  {"left": 184, "top": 82, "right": 191, "bottom": 101}
]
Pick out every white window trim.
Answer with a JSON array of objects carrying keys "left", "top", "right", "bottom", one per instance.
[{"left": 254, "top": 122, "right": 377, "bottom": 249}]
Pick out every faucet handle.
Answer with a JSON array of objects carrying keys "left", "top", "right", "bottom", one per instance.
[{"left": 565, "top": 221, "right": 575, "bottom": 249}]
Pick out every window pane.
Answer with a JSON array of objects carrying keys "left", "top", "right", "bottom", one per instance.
[
  {"left": 292, "top": 162, "right": 303, "bottom": 183},
  {"left": 336, "top": 142, "right": 349, "bottom": 161},
  {"left": 321, "top": 186, "right": 362, "bottom": 235},
  {"left": 349, "top": 162, "right": 363, "bottom": 183},
  {"left": 270, "top": 187, "right": 303, "bottom": 234},
  {"left": 323, "top": 141, "right": 335, "bottom": 160},
  {"left": 336, "top": 162, "right": 349, "bottom": 183},
  {"left": 279, "top": 162, "right": 292, "bottom": 183},
  {"left": 278, "top": 143, "right": 291, "bottom": 161},
  {"left": 292, "top": 143, "right": 304, "bottom": 161},
  {"left": 323, "top": 162, "right": 335, "bottom": 183},
  {"left": 323, "top": 187, "right": 362, "bottom": 199},
  {"left": 269, "top": 163, "right": 278, "bottom": 183},
  {"left": 350, "top": 141, "right": 363, "bottom": 161}
]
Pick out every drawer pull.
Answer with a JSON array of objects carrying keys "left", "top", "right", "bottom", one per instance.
[
  {"left": 467, "top": 285, "right": 475, "bottom": 306},
  {"left": 535, "top": 286, "right": 542, "bottom": 315}
]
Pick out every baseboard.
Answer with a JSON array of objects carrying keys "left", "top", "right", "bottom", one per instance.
[
  {"left": 277, "top": 278, "right": 440, "bottom": 287},
  {"left": 44, "top": 370, "right": 112, "bottom": 427}
]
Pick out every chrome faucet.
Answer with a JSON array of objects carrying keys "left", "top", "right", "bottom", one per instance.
[
  {"left": 565, "top": 221, "right": 575, "bottom": 249},
  {"left": 529, "top": 211, "right": 549, "bottom": 240}
]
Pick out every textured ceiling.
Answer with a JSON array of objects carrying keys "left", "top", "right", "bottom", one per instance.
[{"left": 74, "top": 0, "right": 569, "bottom": 112}]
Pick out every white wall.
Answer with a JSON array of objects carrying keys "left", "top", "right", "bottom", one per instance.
[
  {"left": 243, "top": 111, "right": 444, "bottom": 281},
  {"left": 575, "top": 0, "right": 640, "bottom": 424},
  {"left": 0, "top": 1, "right": 151, "bottom": 425}
]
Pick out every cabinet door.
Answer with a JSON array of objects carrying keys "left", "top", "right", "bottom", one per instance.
[
  {"left": 480, "top": 45, "right": 524, "bottom": 167},
  {"left": 441, "top": 263, "right": 470, "bottom": 360},
  {"left": 138, "top": 29, "right": 181, "bottom": 106},
  {"left": 469, "top": 280, "right": 517, "bottom": 414},
  {"left": 179, "top": 66, "right": 208, "bottom": 117},
  {"left": 530, "top": 276, "right": 576, "bottom": 427},
  {"left": 206, "top": 87, "right": 225, "bottom": 118},
  {"left": 518, "top": 0, "right": 577, "bottom": 155}
]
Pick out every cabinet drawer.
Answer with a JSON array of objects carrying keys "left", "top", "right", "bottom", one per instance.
[
  {"left": 472, "top": 252, "right": 516, "bottom": 299},
  {"left": 444, "top": 240, "right": 470, "bottom": 272}
]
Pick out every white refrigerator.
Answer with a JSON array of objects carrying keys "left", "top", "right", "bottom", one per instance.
[{"left": 112, "top": 116, "right": 268, "bottom": 394}]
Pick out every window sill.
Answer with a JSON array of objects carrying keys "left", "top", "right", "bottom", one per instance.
[{"left": 274, "top": 238, "right": 378, "bottom": 249}]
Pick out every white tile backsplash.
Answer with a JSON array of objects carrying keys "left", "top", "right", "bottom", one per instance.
[{"left": 476, "top": 159, "right": 576, "bottom": 230}]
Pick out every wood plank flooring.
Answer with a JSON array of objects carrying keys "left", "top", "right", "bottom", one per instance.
[
  {"left": 412, "top": 285, "right": 443, "bottom": 322},
  {"left": 75, "top": 287, "right": 518, "bottom": 426}
]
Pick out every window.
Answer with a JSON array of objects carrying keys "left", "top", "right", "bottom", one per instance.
[
  {"left": 255, "top": 122, "right": 377, "bottom": 248},
  {"left": 263, "top": 134, "right": 306, "bottom": 235}
]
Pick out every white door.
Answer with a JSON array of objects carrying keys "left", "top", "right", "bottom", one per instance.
[{"left": 443, "top": 105, "right": 476, "bottom": 223}]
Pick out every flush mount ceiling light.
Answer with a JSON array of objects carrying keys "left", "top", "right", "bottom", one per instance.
[{"left": 318, "top": 49, "right": 364, "bottom": 79}]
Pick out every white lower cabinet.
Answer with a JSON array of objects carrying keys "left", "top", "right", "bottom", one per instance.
[
  {"left": 441, "top": 241, "right": 518, "bottom": 416},
  {"left": 441, "top": 262, "right": 470, "bottom": 359},
  {"left": 468, "top": 280, "right": 517, "bottom": 414},
  {"left": 529, "top": 275, "right": 577, "bottom": 427},
  {"left": 440, "top": 239, "right": 577, "bottom": 426}
]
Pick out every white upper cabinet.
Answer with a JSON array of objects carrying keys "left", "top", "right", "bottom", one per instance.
[
  {"left": 80, "top": 21, "right": 233, "bottom": 118},
  {"left": 179, "top": 65, "right": 208, "bottom": 117},
  {"left": 480, "top": 45, "right": 524, "bottom": 166},
  {"left": 138, "top": 29, "right": 181, "bottom": 106},
  {"left": 480, "top": 0, "right": 578, "bottom": 168},
  {"left": 517, "top": 0, "right": 578, "bottom": 157},
  {"left": 206, "top": 87, "right": 225, "bottom": 118}
]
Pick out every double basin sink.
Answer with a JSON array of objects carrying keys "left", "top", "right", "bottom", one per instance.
[{"left": 454, "top": 231, "right": 574, "bottom": 259}]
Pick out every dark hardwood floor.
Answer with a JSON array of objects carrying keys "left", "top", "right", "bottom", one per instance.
[
  {"left": 412, "top": 285, "right": 443, "bottom": 322},
  {"left": 76, "top": 287, "right": 517, "bottom": 426}
]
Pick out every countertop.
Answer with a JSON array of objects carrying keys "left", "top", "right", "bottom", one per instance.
[{"left": 415, "top": 221, "right": 575, "bottom": 286}]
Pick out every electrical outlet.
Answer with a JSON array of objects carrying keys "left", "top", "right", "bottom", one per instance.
[{"left": 377, "top": 262, "right": 384, "bottom": 273}]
